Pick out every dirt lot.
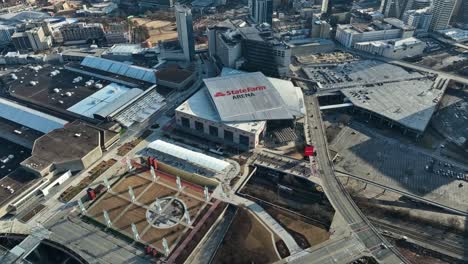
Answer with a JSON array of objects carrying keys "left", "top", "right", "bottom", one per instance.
[
  {"left": 130, "top": 18, "right": 178, "bottom": 43},
  {"left": 87, "top": 171, "right": 209, "bottom": 253},
  {"left": 264, "top": 206, "right": 329, "bottom": 249},
  {"left": 212, "top": 208, "right": 280, "bottom": 264}
]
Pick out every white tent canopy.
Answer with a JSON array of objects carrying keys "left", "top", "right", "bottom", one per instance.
[{"left": 147, "top": 140, "right": 230, "bottom": 173}]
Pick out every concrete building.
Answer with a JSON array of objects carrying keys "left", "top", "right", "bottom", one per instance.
[
  {"left": 250, "top": 0, "right": 273, "bottom": 24},
  {"left": 21, "top": 120, "right": 119, "bottom": 177},
  {"left": 402, "top": 8, "right": 433, "bottom": 35},
  {"left": 0, "top": 25, "right": 14, "bottom": 47},
  {"left": 156, "top": 65, "right": 196, "bottom": 90},
  {"left": 175, "top": 5, "right": 195, "bottom": 62},
  {"left": 311, "top": 16, "right": 331, "bottom": 38},
  {"left": 58, "top": 23, "right": 105, "bottom": 44},
  {"left": 453, "top": 0, "right": 468, "bottom": 24},
  {"left": 208, "top": 20, "right": 291, "bottom": 77},
  {"left": 413, "top": 0, "right": 431, "bottom": 9},
  {"left": 335, "top": 18, "right": 414, "bottom": 47},
  {"left": 354, "top": 37, "right": 426, "bottom": 59},
  {"left": 321, "top": 0, "right": 330, "bottom": 14},
  {"left": 208, "top": 25, "right": 243, "bottom": 68},
  {"left": 430, "top": 0, "right": 456, "bottom": 31},
  {"left": 239, "top": 25, "right": 291, "bottom": 77},
  {"left": 138, "top": 0, "right": 175, "bottom": 9},
  {"left": 11, "top": 26, "right": 52, "bottom": 52},
  {"left": 380, "top": 0, "right": 414, "bottom": 18}
]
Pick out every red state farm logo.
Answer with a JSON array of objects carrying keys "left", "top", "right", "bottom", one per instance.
[
  {"left": 214, "top": 92, "right": 226, "bottom": 97},
  {"left": 213, "top": 86, "right": 267, "bottom": 98}
]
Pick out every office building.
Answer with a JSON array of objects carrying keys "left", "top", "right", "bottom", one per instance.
[
  {"left": 0, "top": 25, "right": 14, "bottom": 47},
  {"left": 138, "top": 0, "right": 175, "bottom": 9},
  {"left": 12, "top": 26, "right": 52, "bottom": 52},
  {"left": 452, "top": 0, "right": 468, "bottom": 24},
  {"left": 311, "top": 15, "right": 331, "bottom": 38},
  {"left": 250, "top": 0, "right": 273, "bottom": 24},
  {"left": 175, "top": 5, "right": 195, "bottom": 62},
  {"left": 354, "top": 37, "right": 426, "bottom": 59},
  {"left": 380, "top": 0, "right": 414, "bottom": 18},
  {"left": 430, "top": 0, "right": 456, "bottom": 31},
  {"left": 402, "top": 8, "right": 433, "bottom": 35},
  {"left": 239, "top": 26, "right": 291, "bottom": 77},
  {"left": 413, "top": 0, "right": 431, "bottom": 9},
  {"left": 208, "top": 20, "right": 291, "bottom": 77},
  {"left": 207, "top": 25, "right": 242, "bottom": 68},
  {"left": 59, "top": 23, "right": 105, "bottom": 43},
  {"left": 335, "top": 18, "right": 414, "bottom": 47}
]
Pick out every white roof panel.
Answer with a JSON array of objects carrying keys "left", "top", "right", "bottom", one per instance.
[
  {"left": 81, "top": 56, "right": 157, "bottom": 84},
  {"left": 0, "top": 98, "right": 67, "bottom": 133},
  {"left": 148, "top": 140, "right": 230, "bottom": 173},
  {"left": 67, "top": 83, "right": 139, "bottom": 118}
]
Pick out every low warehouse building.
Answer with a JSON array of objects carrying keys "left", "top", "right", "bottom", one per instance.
[{"left": 21, "top": 120, "right": 119, "bottom": 176}]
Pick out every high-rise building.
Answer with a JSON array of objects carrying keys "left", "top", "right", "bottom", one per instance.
[
  {"left": 311, "top": 15, "right": 331, "bottom": 38},
  {"left": 175, "top": 5, "right": 195, "bottom": 62},
  {"left": 207, "top": 20, "right": 291, "bottom": 77},
  {"left": 430, "top": 0, "right": 456, "bottom": 31},
  {"left": 207, "top": 26, "right": 242, "bottom": 68},
  {"left": 413, "top": 0, "right": 431, "bottom": 9},
  {"left": 0, "top": 25, "right": 14, "bottom": 47},
  {"left": 380, "top": 0, "right": 414, "bottom": 18},
  {"left": 250, "top": 0, "right": 273, "bottom": 24},
  {"left": 402, "top": 8, "right": 433, "bottom": 35},
  {"left": 321, "top": 0, "right": 330, "bottom": 14},
  {"left": 452, "top": 0, "right": 468, "bottom": 24}
]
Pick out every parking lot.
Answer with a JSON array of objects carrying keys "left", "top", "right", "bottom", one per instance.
[
  {"left": 302, "top": 60, "right": 425, "bottom": 90},
  {"left": 330, "top": 125, "right": 468, "bottom": 212},
  {"left": 430, "top": 85, "right": 468, "bottom": 153}
]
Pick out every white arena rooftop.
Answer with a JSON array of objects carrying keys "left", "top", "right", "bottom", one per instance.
[{"left": 175, "top": 69, "right": 305, "bottom": 149}]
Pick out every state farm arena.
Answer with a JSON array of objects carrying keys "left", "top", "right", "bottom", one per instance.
[{"left": 175, "top": 69, "right": 305, "bottom": 149}]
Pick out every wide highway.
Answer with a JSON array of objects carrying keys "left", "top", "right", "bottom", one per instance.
[{"left": 304, "top": 95, "right": 408, "bottom": 264}]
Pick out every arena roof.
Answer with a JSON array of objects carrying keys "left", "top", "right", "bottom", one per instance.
[
  {"left": 176, "top": 87, "right": 265, "bottom": 133},
  {"left": 147, "top": 140, "right": 230, "bottom": 173},
  {"left": 220, "top": 68, "right": 305, "bottom": 117},
  {"left": 81, "top": 56, "right": 157, "bottom": 84},
  {"left": 204, "top": 72, "right": 293, "bottom": 122},
  {"left": 0, "top": 98, "right": 67, "bottom": 133}
]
